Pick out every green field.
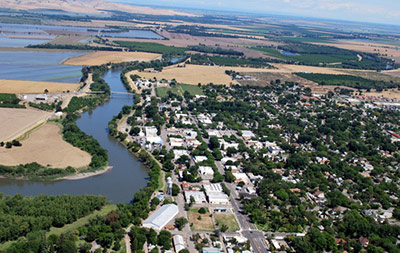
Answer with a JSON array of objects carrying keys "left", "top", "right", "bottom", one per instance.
[
  {"left": 295, "top": 73, "right": 396, "bottom": 90},
  {"left": 155, "top": 87, "right": 179, "bottom": 98},
  {"left": 114, "top": 41, "right": 186, "bottom": 54},
  {"left": 215, "top": 213, "right": 240, "bottom": 232},
  {"left": 0, "top": 93, "right": 25, "bottom": 108},
  {"left": 177, "top": 84, "right": 204, "bottom": 96},
  {"left": 47, "top": 205, "right": 117, "bottom": 237}
]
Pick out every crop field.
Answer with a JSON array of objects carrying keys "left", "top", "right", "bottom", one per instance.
[
  {"left": 188, "top": 208, "right": 215, "bottom": 232},
  {"left": 63, "top": 51, "right": 162, "bottom": 66},
  {"left": 129, "top": 64, "right": 238, "bottom": 86},
  {"left": 214, "top": 214, "right": 240, "bottom": 232},
  {"left": 114, "top": 41, "right": 187, "bottom": 54},
  {"left": 0, "top": 79, "right": 80, "bottom": 94},
  {"left": 0, "top": 108, "right": 50, "bottom": 142},
  {"left": 0, "top": 123, "right": 91, "bottom": 169}
]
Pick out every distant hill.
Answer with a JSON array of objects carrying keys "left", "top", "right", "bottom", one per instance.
[{"left": 0, "top": 0, "right": 197, "bottom": 16}]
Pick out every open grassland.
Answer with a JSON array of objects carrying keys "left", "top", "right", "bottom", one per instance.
[
  {"left": 47, "top": 205, "right": 117, "bottom": 237},
  {"left": 0, "top": 123, "right": 91, "bottom": 168},
  {"left": 64, "top": 51, "right": 161, "bottom": 66},
  {"left": 214, "top": 214, "right": 240, "bottom": 232},
  {"left": 0, "top": 108, "right": 50, "bottom": 142},
  {"left": 129, "top": 64, "right": 238, "bottom": 86},
  {"left": 0, "top": 79, "right": 80, "bottom": 94},
  {"left": 188, "top": 208, "right": 215, "bottom": 232}
]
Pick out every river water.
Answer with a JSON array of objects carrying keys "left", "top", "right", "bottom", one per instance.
[{"left": 0, "top": 69, "right": 148, "bottom": 203}]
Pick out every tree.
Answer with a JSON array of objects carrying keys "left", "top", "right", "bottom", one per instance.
[
  {"left": 172, "top": 184, "right": 180, "bottom": 196},
  {"left": 198, "top": 207, "right": 207, "bottom": 214},
  {"left": 174, "top": 217, "right": 188, "bottom": 231},
  {"left": 209, "top": 136, "right": 220, "bottom": 150},
  {"left": 225, "top": 171, "right": 236, "bottom": 183},
  {"left": 147, "top": 228, "right": 158, "bottom": 245},
  {"left": 158, "top": 230, "right": 172, "bottom": 250}
]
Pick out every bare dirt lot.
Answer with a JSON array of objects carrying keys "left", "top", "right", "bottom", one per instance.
[
  {"left": 63, "top": 51, "right": 162, "bottom": 66},
  {"left": 129, "top": 64, "right": 238, "bottom": 85},
  {"left": 0, "top": 79, "right": 80, "bottom": 94},
  {"left": 0, "top": 108, "right": 51, "bottom": 142},
  {"left": 0, "top": 123, "right": 91, "bottom": 169}
]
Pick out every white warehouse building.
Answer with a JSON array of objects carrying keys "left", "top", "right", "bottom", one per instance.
[{"left": 142, "top": 204, "right": 179, "bottom": 231}]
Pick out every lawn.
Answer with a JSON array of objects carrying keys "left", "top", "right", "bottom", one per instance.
[
  {"left": 188, "top": 207, "right": 215, "bottom": 232},
  {"left": 178, "top": 84, "right": 204, "bottom": 96},
  {"left": 47, "top": 205, "right": 117, "bottom": 237},
  {"left": 155, "top": 87, "right": 179, "bottom": 98},
  {"left": 214, "top": 214, "right": 240, "bottom": 232}
]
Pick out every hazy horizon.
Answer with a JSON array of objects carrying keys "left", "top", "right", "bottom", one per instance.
[{"left": 112, "top": 0, "right": 400, "bottom": 26}]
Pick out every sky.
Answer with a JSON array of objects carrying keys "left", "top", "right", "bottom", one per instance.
[{"left": 113, "top": 0, "right": 400, "bottom": 25}]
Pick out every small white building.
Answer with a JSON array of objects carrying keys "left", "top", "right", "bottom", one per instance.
[
  {"left": 194, "top": 156, "right": 208, "bottom": 163},
  {"left": 145, "top": 126, "right": 158, "bottom": 137},
  {"left": 184, "top": 191, "right": 207, "bottom": 203},
  {"left": 173, "top": 235, "right": 186, "bottom": 253},
  {"left": 207, "top": 192, "right": 229, "bottom": 204},
  {"left": 198, "top": 166, "right": 214, "bottom": 179},
  {"left": 142, "top": 204, "right": 178, "bottom": 231},
  {"left": 241, "top": 130, "right": 255, "bottom": 140},
  {"left": 232, "top": 173, "right": 250, "bottom": 185}
]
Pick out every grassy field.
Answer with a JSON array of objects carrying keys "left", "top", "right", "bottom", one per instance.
[
  {"left": 214, "top": 214, "right": 240, "bottom": 232},
  {"left": 0, "top": 123, "right": 91, "bottom": 168},
  {"left": 188, "top": 207, "right": 215, "bottom": 232},
  {"left": 0, "top": 79, "right": 80, "bottom": 94},
  {"left": 156, "top": 87, "right": 179, "bottom": 98},
  {"left": 178, "top": 84, "right": 204, "bottom": 96},
  {"left": 64, "top": 51, "right": 161, "bottom": 66},
  {"left": 47, "top": 205, "right": 117, "bottom": 237}
]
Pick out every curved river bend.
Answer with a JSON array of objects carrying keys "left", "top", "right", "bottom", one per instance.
[{"left": 0, "top": 69, "right": 148, "bottom": 203}]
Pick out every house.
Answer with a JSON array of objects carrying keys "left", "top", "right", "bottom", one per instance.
[
  {"left": 198, "top": 166, "right": 214, "bottom": 179},
  {"left": 232, "top": 173, "right": 250, "bottom": 185},
  {"left": 184, "top": 191, "right": 207, "bottom": 203},
  {"left": 194, "top": 156, "right": 208, "bottom": 163},
  {"left": 241, "top": 130, "right": 255, "bottom": 140},
  {"left": 181, "top": 181, "right": 189, "bottom": 191},
  {"left": 170, "top": 137, "right": 184, "bottom": 147},
  {"left": 173, "top": 149, "right": 189, "bottom": 159},
  {"left": 359, "top": 236, "right": 369, "bottom": 247}
]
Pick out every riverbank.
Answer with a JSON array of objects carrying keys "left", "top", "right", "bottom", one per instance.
[{"left": 58, "top": 166, "right": 113, "bottom": 180}]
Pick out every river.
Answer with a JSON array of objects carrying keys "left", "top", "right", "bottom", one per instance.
[{"left": 0, "top": 69, "right": 148, "bottom": 203}]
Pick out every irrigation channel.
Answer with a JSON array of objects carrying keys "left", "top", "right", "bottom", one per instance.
[{"left": 0, "top": 69, "right": 148, "bottom": 203}]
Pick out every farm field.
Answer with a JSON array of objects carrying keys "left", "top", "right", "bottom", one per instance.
[
  {"left": 188, "top": 208, "right": 215, "bottom": 232},
  {"left": 0, "top": 108, "right": 50, "bottom": 142},
  {"left": 129, "top": 64, "right": 238, "bottom": 85},
  {"left": 0, "top": 123, "right": 91, "bottom": 168},
  {"left": 63, "top": 51, "right": 162, "bottom": 66},
  {"left": 214, "top": 214, "right": 240, "bottom": 232},
  {"left": 0, "top": 79, "right": 80, "bottom": 94}
]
